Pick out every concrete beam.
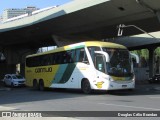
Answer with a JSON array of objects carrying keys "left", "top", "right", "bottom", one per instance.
[
  {"left": 0, "top": 62, "right": 16, "bottom": 79},
  {"left": 52, "top": 35, "right": 95, "bottom": 47},
  {"left": 52, "top": 35, "right": 85, "bottom": 47},
  {"left": 4, "top": 48, "right": 19, "bottom": 64},
  {"left": 52, "top": 35, "right": 74, "bottom": 47}
]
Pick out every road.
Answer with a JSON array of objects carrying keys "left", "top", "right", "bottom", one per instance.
[{"left": 0, "top": 84, "right": 160, "bottom": 120}]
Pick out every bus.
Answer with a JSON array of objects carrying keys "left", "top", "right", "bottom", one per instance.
[{"left": 25, "top": 41, "right": 139, "bottom": 93}]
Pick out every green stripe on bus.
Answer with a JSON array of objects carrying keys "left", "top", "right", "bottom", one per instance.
[
  {"left": 52, "top": 64, "right": 68, "bottom": 83},
  {"left": 58, "top": 63, "right": 77, "bottom": 83},
  {"left": 66, "top": 45, "right": 85, "bottom": 50}
]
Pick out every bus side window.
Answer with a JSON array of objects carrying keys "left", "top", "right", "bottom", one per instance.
[
  {"left": 60, "top": 52, "right": 63, "bottom": 64},
  {"left": 55, "top": 53, "right": 60, "bottom": 64},
  {"left": 47, "top": 55, "right": 52, "bottom": 65},
  {"left": 66, "top": 50, "right": 73, "bottom": 63},
  {"left": 43, "top": 55, "right": 48, "bottom": 66},
  {"left": 64, "top": 51, "right": 71, "bottom": 64},
  {"left": 88, "top": 47, "right": 100, "bottom": 65},
  {"left": 37, "top": 56, "right": 42, "bottom": 66},
  {"left": 75, "top": 49, "right": 80, "bottom": 62},
  {"left": 41, "top": 55, "right": 46, "bottom": 66},
  {"left": 51, "top": 53, "right": 55, "bottom": 65},
  {"left": 30, "top": 57, "right": 34, "bottom": 67},
  {"left": 71, "top": 50, "right": 75, "bottom": 63},
  {"left": 75, "top": 48, "right": 89, "bottom": 64},
  {"left": 41, "top": 55, "right": 50, "bottom": 66},
  {"left": 54, "top": 52, "right": 65, "bottom": 64},
  {"left": 62, "top": 52, "right": 66, "bottom": 64},
  {"left": 83, "top": 50, "right": 89, "bottom": 64},
  {"left": 26, "top": 58, "right": 31, "bottom": 67},
  {"left": 79, "top": 49, "right": 84, "bottom": 62},
  {"left": 95, "top": 53, "right": 105, "bottom": 73}
]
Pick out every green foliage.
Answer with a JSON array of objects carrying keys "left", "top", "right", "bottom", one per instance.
[
  {"left": 131, "top": 47, "right": 160, "bottom": 59},
  {"left": 155, "top": 47, "right": 160, "bottom": 56}
]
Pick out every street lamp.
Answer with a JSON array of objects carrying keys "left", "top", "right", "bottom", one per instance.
[{"left": 117, "top": 24, "right": 157, "bottom": 39}]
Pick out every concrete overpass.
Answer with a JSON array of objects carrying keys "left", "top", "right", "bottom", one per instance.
[{"left": 0, "top": 0, "right": 160, "bottom": 78}]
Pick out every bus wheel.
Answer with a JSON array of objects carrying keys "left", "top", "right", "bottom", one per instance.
[
  {"left": 39, "top": 79, "right": 44, "bottom": 91},
  {"left": 81, "top": 79, "right": 91, "bottom": 94},
  {"left": 33, "top": 79, "right": 38, "bottom": 90}
]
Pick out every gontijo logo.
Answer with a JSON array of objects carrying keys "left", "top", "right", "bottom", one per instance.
[{"left": 35, "top": 67, "right": 52, "bottom": 73}]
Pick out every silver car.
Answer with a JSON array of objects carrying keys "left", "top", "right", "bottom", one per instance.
[{"left": 3, "top": 74, "right": 25, "bottom": 87}]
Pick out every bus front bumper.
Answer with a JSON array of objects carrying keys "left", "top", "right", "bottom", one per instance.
[
  {"left": 91, "top": 80, "right": 135, "bottom": 90},
  {"left": 107, "top": 80, "right": 135, "bottom": 90}
]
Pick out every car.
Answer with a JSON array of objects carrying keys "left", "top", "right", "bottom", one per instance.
[
  {"left": 148, "top": 74, "right": 160, "bottom": 84},
  {"left": 3, "top": 74, "right": 25, "bottom": 87}
]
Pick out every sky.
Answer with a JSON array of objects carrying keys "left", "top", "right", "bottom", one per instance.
[{"left": 0, "top": 0, "right": 72, "bottom": 15}]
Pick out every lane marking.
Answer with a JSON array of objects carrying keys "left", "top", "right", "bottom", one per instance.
[
  {"left": 98, "top": 103, "right": 160, "bottom": 111},
  {"left": 150, "top": 97, "right": 160, "bottom": 99},
  {"left": 0, "top": 106, "right": 15, "bottom": 111}
]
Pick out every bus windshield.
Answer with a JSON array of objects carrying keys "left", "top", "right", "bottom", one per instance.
[{"left": 102, "top": 48, "right": 132, "bottom": 77}]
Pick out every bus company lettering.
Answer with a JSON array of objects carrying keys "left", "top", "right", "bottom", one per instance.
[{"left": 35, "top": 67, "right": 52, "bottom": 73}]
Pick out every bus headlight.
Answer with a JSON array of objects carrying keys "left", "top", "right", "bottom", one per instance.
[
  {"left": 109, "top": 77, "right": 114, "bottom": 81},
  {"left": 132, "top": 75, "right": 135, "bottom": 81}
]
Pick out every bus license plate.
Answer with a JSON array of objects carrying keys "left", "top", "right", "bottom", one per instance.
[{"left": 122, "top": 85, "right": 127, "bottom": 88}]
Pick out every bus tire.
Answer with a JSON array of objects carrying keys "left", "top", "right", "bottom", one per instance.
[
  {"left": 39, "top": 79, "right": 45, "bottom": 91},
  {"left": 81, "top": 79, "right": 92, "bottom": 94},
  {"left": 33, "top": 79, "right": 38, "bottom": 90}
]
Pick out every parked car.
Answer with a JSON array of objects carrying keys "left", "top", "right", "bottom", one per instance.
[
  {"left": 3, "top": 74, "right": 25, "bottom": 87},
  {"left": 148, "top": 74, "right": 160, "bottom": 84}
]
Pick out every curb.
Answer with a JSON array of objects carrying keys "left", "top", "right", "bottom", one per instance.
[
  {"left": 0, "top": 87, "right": 11, "bottom": 91},
  {"left": 135, "top": 80, "right": 149, "bottom": 85}
]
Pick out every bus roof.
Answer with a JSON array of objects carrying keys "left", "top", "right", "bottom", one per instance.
[{"left": 26, "top": 41, "right": 127, "bottom": 58}]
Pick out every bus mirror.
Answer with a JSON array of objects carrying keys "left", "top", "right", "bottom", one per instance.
[
  {"left": 95, "top": 51, "right": 110, "bottom": 63},
  {"left": 130, "top": 53, "right": 139, "bottom": 64}
]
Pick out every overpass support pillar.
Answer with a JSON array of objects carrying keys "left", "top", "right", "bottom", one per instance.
[
  {"left": 148, "top": 47, "right": 156, "bottom": 78},
  {"left": 0, "top": 62, "right": 16, "bottom": 79},
  {"left": 0, "top": 48, "right": 37, "bottom": 79},
  {"left": 156, "top": 11, "right": 160, "bottom": 23}
]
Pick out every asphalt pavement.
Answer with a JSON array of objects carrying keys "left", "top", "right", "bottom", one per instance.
[{"left": 0, "top": 82, "right": 160, "bottom": 120}]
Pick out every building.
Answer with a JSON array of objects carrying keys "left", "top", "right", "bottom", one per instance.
[
  {"left": 0, "top": 16, "right": 2, "bottom": 23},
  {"left": 2, "top": 6, "right": 39, "bottom": 22}
]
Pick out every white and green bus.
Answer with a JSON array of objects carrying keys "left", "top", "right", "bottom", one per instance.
[{"left": 25, "top": 41, "right": 139, "bottom": 93}]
